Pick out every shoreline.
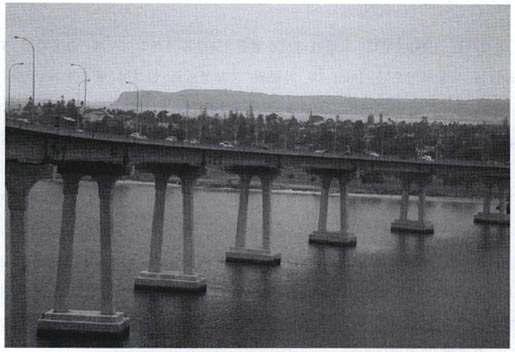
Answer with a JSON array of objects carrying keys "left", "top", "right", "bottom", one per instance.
[{"left": 42, "top": 177, "right": 482, "bottom": 204}]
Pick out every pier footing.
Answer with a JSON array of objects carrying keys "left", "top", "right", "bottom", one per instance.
[
  {"left": 473, "top": 212, "right": 509, "bottom": 225},
  {"left": 134, "top": 271, "right": 207, "bottom": 292},
  {"left": 391, "top": 219, "right": 434, "bottom": 234},
  {"left": 225, "top": 247, "right": 281, "bottom": 265},
  {"left": 37, "top": 309, "right": 129, "bottom": 337},
  {"left": 309, "top": 231, "right": 357, "bottom": 247}
]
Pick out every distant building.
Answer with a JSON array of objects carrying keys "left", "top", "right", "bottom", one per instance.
[
  {"left": 308, "top": 110, "right": 324, "bottom": 125},
  {"left": 367, "top": 114, "right": 375, "bottom": 125},
  {"left": 82, "top": 108, "right": 113, "bottom": 123}
]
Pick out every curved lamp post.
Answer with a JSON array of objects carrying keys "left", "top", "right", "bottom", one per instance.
[
  {"left": 14, "top": 36, "right": 35, "bottom": 115},
  {"left": 71, "top": 63, "right": 88, "bottom": 108},
  {"left": 126, "top": 80, "right": 141, "bottom": 134},
  {"left": 8, "top": 62, "right": 24, "bottom": 113}
]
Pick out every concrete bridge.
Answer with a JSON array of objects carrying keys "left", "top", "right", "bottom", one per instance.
[{"left": 5, "top": 120, "right": 509, "bottom": 337}]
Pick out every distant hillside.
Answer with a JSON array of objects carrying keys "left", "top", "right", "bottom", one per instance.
[{"left": 111, "top": 89, "right": 509, "bottom": 123}]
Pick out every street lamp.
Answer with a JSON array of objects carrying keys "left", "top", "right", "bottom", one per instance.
[
  {"left": 71, "top": 63, "right": 88, "bottom": 108},
  {"left": 126, "top": 80, "right": 141, "bottom": 133},
  {"left": 78, "top": 79, "right": 91, "bottom": 109},
  {"left": 125, "top": 81, "right": 140, "bottom": 113},
  {"left": 14, "top": 36, "right": 35, "bottom": 116},
  {"left": 8, "top": 62, "right": 24, "bottom": 113}
]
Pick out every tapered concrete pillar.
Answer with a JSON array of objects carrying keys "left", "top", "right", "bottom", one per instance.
[
  {"left": 181, "top": 174, "right": 196, "bottom": 275},
  {"left": 148, "top": 172, "right": 170, "bottom": 273},
  {"left": 317, "top": 175, "right": 332, "bottom": 233},
  {"left": 338, "top": 174, "right": 351, "bottom": 235},
  {"left": 53, "top": 172, "right": 81, "bottom": 313},
  {"left": 6, "top": 161, "right": 44, "bottom": 346},
  {"left": 235, "top": 174, "right": 252, "bottom": 248},
  {"left": 38, "top": 164, "right": 129, "bottom": 338},
  {"left": 399, "top": 177, "right": 410, "bottom": 221},
  {"left": 135, "top": 164, "right": 206, "bottom": 293},
  {"left": 226, "top": 167, "right": 281, "bottom": 265},
  {"left": 417, "top": 181, "right": 426, "bottom": 226},
  {"left": 260, "top": 173, "right": 273, "bottom": 251},
  {"left": 96, "top": 175, "right": 117, "bottom": 315},
  {"left": 391, "top": 173, "right": 433, "bottom": 234},
  {"left": 474, "top": 178, "right": 509, "bottom": 225},
  {"left": 309, "top": 169, "right": 356, "bottom": 247}
]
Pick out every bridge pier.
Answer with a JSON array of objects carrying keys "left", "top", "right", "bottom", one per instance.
[
  {"left": 308, "top": 168, "right": 357, "bottom": 247},
  {"left": 226, "top": 166, "right": 281, "bottom": 265},
  {"left": 38, "top": 162, "right": 129, "bottom": 338},
  {"left": 391, "top": 173, "right": 434, "bottom": 234},
  {"left": 474, "top": 177, "right": 509, "bottom": 225},
  {"left": 6, "top": 161, "right": 47, "bottom": 346},
  {"left": 135, "top": 164, "right": 207, "bottom": 292}
]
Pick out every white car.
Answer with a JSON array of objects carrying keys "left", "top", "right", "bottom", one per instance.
[
  {"left": 130, "top": 132, "right": 148, "bottom": 140},
  {"left": 165, "top": 136, "right": 178, "bottom": 143},
  {"left": 421, "top": 155, "right": 433, "bottom": 161},
  {"left": 219, "top": 142, "right": 234, "bottom": 148}
]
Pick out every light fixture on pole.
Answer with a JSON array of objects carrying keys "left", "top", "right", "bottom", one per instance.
[
  {"left": 71, "top": 63, "right": 88, "bottom": 108},
  {"left": 8, "top": 62, "right": 24, "bottom": 113},
  {"left": 125, "top": 81, "right": 140, "bottom": 113},
  {"left": 126, "top": 80, "right": 141, "bottom": 134},
  {"left": 14, "top": 36, "right": 35, "bottom": 117}
]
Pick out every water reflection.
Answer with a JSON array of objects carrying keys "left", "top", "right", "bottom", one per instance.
[
  {"left": 395, "top": 233, "right": 428, "bottom": 265},
  {"left": 8, "top": 182, "right": 509, "bottom": 347},
  {"left": 478, "top": 224, "right": 509, "bottom": 250}
]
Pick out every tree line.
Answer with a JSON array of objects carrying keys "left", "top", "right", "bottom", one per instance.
[{"left": 9, "top": 98, "right": 509, "bottom": 163}]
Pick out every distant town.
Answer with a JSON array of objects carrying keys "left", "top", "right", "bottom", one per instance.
[{"left": 7, "top": 96, "right": 509, "bottom": 164}]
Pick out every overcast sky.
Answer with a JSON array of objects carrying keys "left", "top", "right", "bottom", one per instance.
[{"left": 6, "top": 4, "right": 510, "bottom": 103}]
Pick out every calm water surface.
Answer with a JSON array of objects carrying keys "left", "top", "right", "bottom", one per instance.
[{"left": 5, "top": 180, "right": 509, "bottom": 347}]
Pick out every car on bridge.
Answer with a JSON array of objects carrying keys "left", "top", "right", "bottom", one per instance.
[
  {"left": 219, "top": 141, "right": 234, "bottom": 148},
  {"left": 130, "top": 132, "right": 148, "bottom": 140}
]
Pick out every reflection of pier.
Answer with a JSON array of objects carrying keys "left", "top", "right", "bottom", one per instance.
[{"left": 5, "top": 122, "right": 509, "bottom": 339}]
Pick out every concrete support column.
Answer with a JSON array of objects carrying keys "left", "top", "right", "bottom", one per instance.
[
  {"left": 309, "top": 169, "right": 357, "bottom": 247},
  {"left": 338, "top": 174, "right": 352, "bottom": 235},
  {"left": 318, "top": 175, "right": 332, "bottom": 233},
  {"left": 391, "top": 173, "right": 434, "bottom": 234},
  {"left": 38, "top": 163, "right": 129, "bottom": 337},
  {"left": 399, "top": 177, "right": 410, "bottom": 221},
  {"left": 260, "top": 173, "right": 275, "bottom": 252},
  {"left": 6, "top": 161, "right": 43, "bottom": 346},
  {"left": 95, "top": 175, "right": 118, "bottom": 316},
  {"left": 135, "top": 164, "right": 206, "bottom": 293},
  {"left": 180, "top": 174, "right": 196, "bottom": 275},
  {"left": 226, "top": 166, "right": 281, "bottom": 265},
  {"left": 53, "top": 172, "right": 82, "bottom": 313},
  {"left": 148, "top": 172, "right": 170, "bottom": 273},
  {"left": 474, "top": 177, "right": 509, "bottom": 225},
  {"left": 417, "top": 181, "right": 427, "bottom": 226},
  {"left": 235, "top": 174, "right": 252, "bottom": 249}
]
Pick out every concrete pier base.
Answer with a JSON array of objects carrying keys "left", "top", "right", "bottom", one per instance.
[
  {"left": 473, "top": 212, "right": 509, "bottom": 225},
  {"left": 37, "top": 309, "right": 129, "bottom": 337},
  {"left": 391, "top": 219, "right": 434, "bottom": 234},
  {"left": 309, "top": 231, "right": 357, "bottom": 247},
  {"left": 134, "top": 270, "right": 206, "bottom": 292},
  {"left": 225, "top": 247, "right": 281, "bottom": 265}
]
